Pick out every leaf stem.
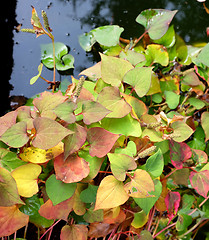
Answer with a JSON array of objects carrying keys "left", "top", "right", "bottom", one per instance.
[
  {"left": 39, "top": 219, "right": 62, "bottom": 240},
  {"left": 130, "top": 30, "right": 148, "bottom": 50},
  {"left": 153, "top": 222, "right": 176, "bottom": 238}
]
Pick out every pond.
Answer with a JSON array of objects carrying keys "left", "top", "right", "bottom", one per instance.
[{"left": 2, "top": 0, "right": 209, "bottom": 115}]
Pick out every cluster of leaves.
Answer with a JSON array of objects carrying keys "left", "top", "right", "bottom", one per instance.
[{"left": 1, "top": 7, "right": 209, "bottom": 240}]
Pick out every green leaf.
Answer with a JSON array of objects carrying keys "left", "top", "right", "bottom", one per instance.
[
  {"left": 20, "top": 195, "right": 53, "bottom": 228},
  {"left": 139, "top": 230, "right": 153, "bottom": 240},
  {"left": 0, "top": 111, "right": 17, "bottom": 136},
  {"left": 100, "top": 53, "right": 133, "bottom": 87},
  {"left": 108, "top": 153, "right": 137, "bottom": 181},
  {"left": 119, "top": 50, "right": 146, "bottom": 66},
  {"left": 54, "top": 101, "right": 77, "bottom": 124},
  {"left": 188, "top": 98, "right": 205, "bottom": 110},
  {"left": 153, "top": 25, "right": 176, "bottom": 48},
  {"left": 124, "top": 169, "right": 155, "bottom": 198},
  {"left": 101, "top": 113, "right": 142, "bottom": 137},
  {"left": 136, "top": 9, "right": 177, "bottom": 40},
  {"left": 115, "top": 141, "right": 137, "bottom": 157},
  {"left": 83, "top": 206, "right": 103, "bottom": 223},
  {"left": 41, "top": 42, "right": 74, "bottom": 70},
  {"left": 0, "top": 167, "right": 24, "bottom": 206},
  {"left": 187, "top": 126, "right": 206, "bottom": 151},
  {"left": 94, "top": 175, "right": 129, "bottom": 210},
  {"left": 80, "top": 184, "right": 98, "bottom": 203},
  {"left": 164, "top": 91, "right": 180, "bottom": 109},
  {"left": 82, "top": 100, "right": 111, "bottom": 125},
  {"left": 171, "top": 121, "right": 194, "bottom": 142},
  {"left": 0, "top": 122, "right": 29, "bottom": 148},
  {"left": 201, "top": 112, "right": 209, "bottom": 142},
  {"left": 134, "top": 179, "right": 162, "bottom": 215},
  {"left": 146, "top": 149, "right": 164, "bottom": 178},
  {"left": 79, "top": 32, "right": 96, "bottom": 52},
  {"left": 145, "top": 44, "right": 169, "bottom": 66},
  {"left": 123, "top": 67, "right": 152, "bottom": 97},
  {"left": 32, "top": 117, "right": 73, "bottom": 149},
  {"left": 131, "top": 210, "right": 148, "bottom": 228},
  {"left": 197, "top": 42, "right": 209, "bottom": 67},
  {"left": 97, "top": 86, "right": 131, "bottom": 118},
  {"left": 91, "top": 25, "right": 124, "bottom": 47},
  {"left": 46, "top": 174, "right": 77, "bottom": 205},
  {"left": 30, "top": 63, "right": 43, "bottom": 85},
  {"left": 176, "top": 213, "right": 192, "bottom": 232}
]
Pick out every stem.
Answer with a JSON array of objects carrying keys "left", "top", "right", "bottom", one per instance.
[
  {"left": 39, "top": 76, "right": 52, "bottom": 84},
  {"left": 153, "top": 222, "right": 176, "bottom": 238},
  {"left": 39, "top": 219, "right": 62, "bottom": 240},
  {"left": 24, "top": 224, "right": 28, "bottom": 239},
  {"left": 51, "top": 36, "right": 56, "bottom": 90},
  {"left": 147, "top": 206, "right": 156, "bottom": 231},
  {"left": 161, "top": 168, "right": 178, "bottom": 181},
  {"left": 130, "top": 30, "right": 148, "bottom": 49}
]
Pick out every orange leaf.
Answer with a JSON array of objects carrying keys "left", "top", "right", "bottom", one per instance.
[
  {"left": 0, "top": 205, "right": 29, "bottom": 237},
  {"left": 60, "top": 224, "right": 88, "bottom": 240}
]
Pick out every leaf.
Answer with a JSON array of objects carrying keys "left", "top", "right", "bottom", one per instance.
[
  {"left": 97, "top": 86, "right": 131, "bottom": 118},
  {"left": 46, "top": 174, "right": 77, "bottom": 205},
  {"left": 94, "top": 175, "right": 129, "bottom": 210},
  {"left": 11, "top": 163, "right": 42, "bottom": 198},
  {"left": 153, "top": 25, "right": 176, "bottom": 48},
  {"left": 0, "top": 111, "right": 17, "bottom": 136},
  {"left": 201, "top": 112, "right": 209, "bottom": 141},
  {"left": 101, "top": 113, "right": 142, "bottom": 137},
  {"left": 146, "top": 149, "right": 164, "bottom": 177},
  {"left": 54, "top": 101, "right": 77, "bottom": 124},
  {"left": 79, "top": 32, "right": 96, "bottom": 52},
  {"left": 134, "top": 179, "right": 162, "bottom": 215},
  {"left": 0, "top": 167, "right": 24, "bottom": 206},
  {"left": 169, "top": 140, "right": 192, "bottom": 169},
  {"left": 91, "top": 25, "right": 124, "bottom": 47},
  {"left": 31, "top": 6, "right": 44, "bottom": 37},
  {"left": 64, "top": 123, "right": 87, "bottom": 159},
  {"left": 139, "top": 230, "right": 153, "bottom": 240},
  {"left": 124, "top": 169, "right": 155, "bottom": 198},
  {"left": 131, "top": 210, "right": 148, "bottom": 228},
  {"left": 78, "top": 149, "right": 104, "bottom": 182},
  {"left": 176, "top": 213, "right": 192, "bottom": 232},
  {"left": 171, "top": 121, "right": 194, "bottom": 142},
  {"left": 79, "top": 62, "right": 101, "bottom": 80},
  {"left": 32, "top": 117, "right": 73, "bottom": 149},
  {"left": 119, "top": 50, "right": 146, "bottom": 66},
  {"left": 115, "top": 141, "right": 137, "bottom": 157},
  {"left": 88, "top": 222, "right": 114, "bottom": 238},
  {"left": 30, "top": 63, "right": 43, "bottom": 85},
  {"left": 136, "top": 9, "right": 178, "bottom": 40},
  {"left": 145, "top": 44, "right": 169, "bottom": 66},
  {"left": 192, "top": 149, "right": 208, "bottom": 164},
  {"left": 121, "top": 93, "right": 147, "bottom": 119},
  {"left": 165, "top": 191, "right": 181, "bottom": 223},
  {"left": 72, "top": 183, "right": 86, "bottom": 216},
  {"left": 0, "top": 148, "right": 26, "bottom": 172},
  {"left": 0, "top": 122, "right": 29, "bottom": 148},
  {"left": 189, "top": 170, "right": 209, "bottom": 198},
  {"left": 54, "top": 153, "right": 90, "bottom": 183},
  {"left": 83, "top": 206, "right": 103, "bottom": 223},
  {"left": 100, "top": 53, "right": 133, "bottom": 87},
  {"left": 41, "top": 42, "right": 74, "bottom": 70},
  {"left": 80, "top": 184, "right": 98, "bottom": 204},
  {"left": 33, "top": 91, "right": 66, "bottom": 119},
  {"left": 20, "top": 195, "right": 53, "bottom": 228},
  {"left": 39, "top": 197, "right": 74, "bottom": 221},
  {"left": 0, "top": 205, "right": 29, "bottom": 237},
  {"left": 87, "top": 127, "right": 119, "bottom": 158},
  {"left": 108, "top": 153, "right": 137, "bottom": 181},
  {"left": 60, "top": 224, "right": 88, "bottom": 240},
  {"left": 164, "top": 91, "right": 180, "bottom": 109},
  {"left": 19, "top": 143, "right": 63, "bottom": 164},
  {"left": 82, "top": 100, "right": 111, "bottom": 125},
  {"left": 197, "top": 42, "right": 209, "bottom": 67},
  {"left": 123, "top": 67, "right": 153, "bottom": 97}
]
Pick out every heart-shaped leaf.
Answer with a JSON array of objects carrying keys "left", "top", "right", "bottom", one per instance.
[
  {"left": 165, "top": 191, "right": 181, "bottom": 223},
  {"left": 131, "top": 210, "right": 148, "bottom": 229},
  {"left": 124, "top": 169, "right": 155, "bottom": 198},
  {"left": 46, "top": 174, "right": 77, "bottom": 205},
  {"left": 201, "top": 112, "right": 209, "bottom": 142},
  {"left": 54, "top": 101, "right": 77, "bottom": 124},
  {"left": 60, "top": 224, "right": 88, "bottom": 240},
  {"left": 146, "top": 149, "right": 164, "bottom": 178},
  {"left": 94, "top": 175, "right": 129, "bottom": 210},
  {"left": 0, "top": 167, "right": 24, "bottom": 206},
  {"left": 0, "top": 111, "right": 17, "bottom": 136},
  {"left": 171, "top": 121, "right": 194, "bottom": 142},
  {"left": 32, "top": 117, "right": 73, "bottom": 149},
  {"left": 123, "top": 67, "right": 152, "bottom": 97},
  {"left": 145, "top": 44, "right": 169, "bottom": 66},
  {"left": 11, "top": 163, "right": 42, "bottom": 198}
]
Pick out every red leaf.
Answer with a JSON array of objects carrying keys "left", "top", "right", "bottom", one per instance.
[
  {"left": 169, "top": 140, "right": 192, "bottom": 169},
  {"left": 87, "top": 127, "right": 120, "bottom": 158},
  {"left": 189, "top": 170, "right": 209, "bottom": 198},
  {"left": 64, "top": 123, "right": 87, "bottom": 159},
  {"left": 0, "top": 205, "right": 29, "bottom": 237},
  {"left": 39, "top": 197, "right": 74, "bottom": 221},
  {"left": 54, "top": 153, "right": 90, "bottom": 183},
  {"left": 0, "top": 111, "right": 17, "bottom": 136},
  {"left": 165, "top": 191, "right": 180, "bottom": 223}
]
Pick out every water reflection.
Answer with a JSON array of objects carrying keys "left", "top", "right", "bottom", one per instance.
[{"left": 6, "top": 0, "right": 209, "bottom": 114}]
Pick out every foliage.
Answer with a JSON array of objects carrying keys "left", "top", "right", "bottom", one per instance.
[{"left": 1, "top": 7, "right": 209, "bottom": 240}]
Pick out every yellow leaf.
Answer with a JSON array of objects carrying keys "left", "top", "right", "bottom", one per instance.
[
  {"left": 94, "top": 175, "right": 129, "bottom": 210},
  {"left": 20, "top": 142, "right": 64, "bottom": 164},
  {"left": 131, "top": 210, "right": 148, "bottom": 228},
  {"left": 11, "top": 163, "right": 42, "bottom": 197},
  {"left": 124, "top": 169, "right": 155, "bottom": 198}
]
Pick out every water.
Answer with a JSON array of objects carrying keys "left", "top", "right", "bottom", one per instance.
[{"left": 2, "top": 0, "right": 209, "bottom": 115}]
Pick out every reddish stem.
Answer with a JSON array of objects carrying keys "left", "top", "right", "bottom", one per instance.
[{"left": 39, "top": 219, "right": 62, "bottom": 240}]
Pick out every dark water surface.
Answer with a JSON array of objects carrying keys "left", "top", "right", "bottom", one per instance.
[{"left": 2, "top": 0, "right": 209, "bottom": 115}]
